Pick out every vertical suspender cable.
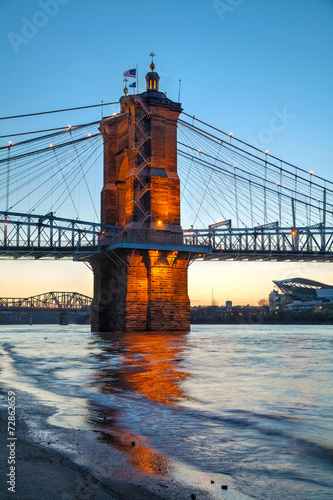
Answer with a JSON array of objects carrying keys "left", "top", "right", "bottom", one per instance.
[
  {"left": 292, "top": 198, "right": 296, "bottom": 228},
  {"left": 322, "top": 186, "right": 327, "bottom": 252},
  {"left": 323, "top": 185, "right": 326, "bottom": 228},
  {"left": 249, "top": 174, "right": 254, "bottom": 227},
  {"left": 309, "top": 174, "right": 312, "bottom": 226},
  {"left": 6, "top": 147, "right": 10, "bottom": 212},
  {"left": 279, "top": 165, "right": 282, "bottom": 226},
  {"left": 70, "top": 131, "right": 99, "bottom": 220},
  {"left": 52, "top": 148, "right": 80, "bottom": 220},
  {"left": 233, "top": 166, "right": 239, "bottom": 227},
  {"left": 264, "top": 153, "right": 267, "bottom": 225}
]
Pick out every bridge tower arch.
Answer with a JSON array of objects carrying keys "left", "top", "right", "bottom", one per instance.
[{"left": 90, "top": 57, "right": 193, "bottom": 332}]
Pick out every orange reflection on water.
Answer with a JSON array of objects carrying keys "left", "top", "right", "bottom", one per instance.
[
  {"left": 96, "top": 331, "right": 192, "bottom": 406},
  {"left": 96, "top": 408, "right": 174, "bottom": 476},
  {"left": 129, "top": 441, "right": 173, "bottom": 475},
  {"left": 120, "top": 332, "right": 191, "bottom": 405},
  {"left": 93, "top": 331, "right": 192, "bottom": 475}
]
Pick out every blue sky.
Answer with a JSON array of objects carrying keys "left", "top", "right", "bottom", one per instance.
[{"left": 0, "top": 0, "right": 332, "bottom": 304}]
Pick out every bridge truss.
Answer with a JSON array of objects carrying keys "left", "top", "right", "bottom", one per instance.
[
  {"left": 0, "top": 291, "right": 92, "bottom": 310},
  {"left": 0, "top": 210, "right": 120, "bottom": 258},
  {"left": 183, "top": 225, "right": 333, "bottom": 261}
]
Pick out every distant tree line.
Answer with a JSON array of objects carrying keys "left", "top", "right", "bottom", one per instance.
[{"left": 190, "top": 307, "right": 333, "bottom": 325}]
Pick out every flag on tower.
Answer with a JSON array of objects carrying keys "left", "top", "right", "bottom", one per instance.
[
  {"left": 123, "top": 68, "right": 136, "bottom": 78},
  {"left": 129, "top": 82, "right": 136, "bottom": 88}
]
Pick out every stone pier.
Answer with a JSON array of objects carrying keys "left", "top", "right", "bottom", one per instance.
[{"left": 90, "top": 57, "right": 194, "bottom": 332}]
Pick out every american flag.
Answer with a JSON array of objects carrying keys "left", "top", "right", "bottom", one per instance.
[{"left": 123, "top": 68, "right": 136, "bottom": 78}]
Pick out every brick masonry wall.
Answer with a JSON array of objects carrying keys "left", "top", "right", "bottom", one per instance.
[
  {"left": 93, "top": 92, "right": 190, "bottom": 332},
  {"left": 90, "top": 250, "right": 190, "bottom": 332}
]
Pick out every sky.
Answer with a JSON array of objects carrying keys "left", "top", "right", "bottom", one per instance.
[{"left": 0, "top": 0, "right": 333, "bottom": 305}]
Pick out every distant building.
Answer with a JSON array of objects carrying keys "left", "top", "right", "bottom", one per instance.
[
  {"left": 270, "top": 278, "right": 333, "bottom": 312},
  {"left": 226, "top": 300, "right": 232, "bottom": 308}
]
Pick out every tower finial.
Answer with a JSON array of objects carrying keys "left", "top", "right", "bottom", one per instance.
[
  {"left": 123, "top": 77, "right": 128, "bottom": 95},
  {"left": 149, "top": 52, "right": 156, "bottom": 71},
  {"left": 146, "top": 52, "right": 160, "bottom": 91}
]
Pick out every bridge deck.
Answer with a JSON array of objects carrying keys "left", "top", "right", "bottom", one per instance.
[
  {"left": 1, "top": 245, "right": 332, "bottom": 262},
  {"left": 1, "top": 212, "right": 333, "bottom": 261}
]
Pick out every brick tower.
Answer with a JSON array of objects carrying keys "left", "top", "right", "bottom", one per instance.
[{"left": 90, "top": 55, "right": 196, "bottom": 332}]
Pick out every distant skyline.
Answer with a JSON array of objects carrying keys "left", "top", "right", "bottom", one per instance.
[{"left": 0, "top": 0, "right": 332, "bottom": 305}]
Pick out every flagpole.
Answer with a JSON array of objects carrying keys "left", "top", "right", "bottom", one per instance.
[{"left": 136, "top": 64, "right": 139, "bottom": 93}]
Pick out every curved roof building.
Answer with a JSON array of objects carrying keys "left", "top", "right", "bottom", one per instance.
[{"left": 273, "top": 278, "right": 333, "bottom": 303}]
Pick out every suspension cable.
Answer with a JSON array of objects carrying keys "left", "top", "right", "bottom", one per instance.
[
  {"left": 0, "top": 101, "right": 119, "bottom": 121},
  {"left": 180, "top": 115, "right": 333, "bottom": 187}
]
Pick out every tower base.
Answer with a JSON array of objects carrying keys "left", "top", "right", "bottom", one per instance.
[{"left": 89, "top": 249, "right": 190, "bottom": 332}]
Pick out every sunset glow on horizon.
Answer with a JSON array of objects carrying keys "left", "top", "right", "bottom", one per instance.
[{"left": 0, "top": 0, "right": 332, "bottom": 305}]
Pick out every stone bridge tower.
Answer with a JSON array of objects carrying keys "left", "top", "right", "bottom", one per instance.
[{"left": 90, "top": 56, "right": 198, "bottom": 332}]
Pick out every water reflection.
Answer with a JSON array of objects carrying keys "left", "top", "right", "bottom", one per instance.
[{"left": 89, "top": 331, "right": 192, "bottom": 475}]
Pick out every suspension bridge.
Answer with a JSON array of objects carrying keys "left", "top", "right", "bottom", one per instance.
[
  {"left": 1, "top": 116, "right": 332, "bottom": 261},
  {"left": 0, "top": 58, "right": 332, "bottom": 331}
]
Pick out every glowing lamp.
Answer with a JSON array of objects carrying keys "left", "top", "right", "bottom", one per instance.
[{"left": 157, "top": 220, "right": 162, "bottom": 225}]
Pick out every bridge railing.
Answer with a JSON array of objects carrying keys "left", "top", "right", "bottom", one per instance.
[
  {"left": 183, "top": 226, "right": 333, "bottom": 255},
  {"left": 0, "top": 211, "right": 121, "bottom": 252},
  {"left": 1, "top": 211, "right": 333, "bottom": 259}
]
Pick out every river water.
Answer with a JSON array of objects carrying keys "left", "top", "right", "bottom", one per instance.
[{"left": 0, "top": 324, "right": 332, "bottom": 499}]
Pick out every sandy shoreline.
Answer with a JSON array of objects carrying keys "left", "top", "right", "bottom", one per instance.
[{"left": 0, "top": 385, "right": 220, "bottom": 500}]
